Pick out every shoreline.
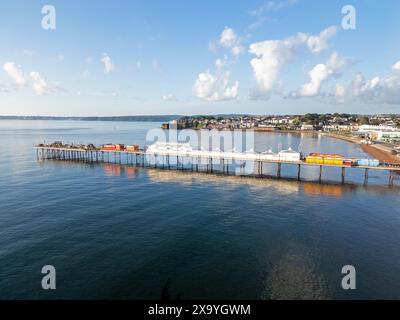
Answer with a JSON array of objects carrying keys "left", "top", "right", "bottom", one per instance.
[
  {"left": 322, "top": 132, "right": 399, "bottom": 164},
  {"left": 360, "top": 143, "right": 400, "bottom": 164},
  {"left": 168, "top": 129, "right": 399, "bottom": 164}
]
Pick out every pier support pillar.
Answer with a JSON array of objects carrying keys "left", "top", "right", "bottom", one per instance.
[
  {"left": 341, "top": 167, "right": 345, "bottom": 184},
  {"left": 257, "top": 161, "right": 262, "bottom": 177},
  {"left": 277, "top": 163, "right": 281, "bottom": 179},
  {"left": 364, "top": 168, "right": 369, "bottom": 185},
  {"left": 319, "top": 165, "right": 323, "bottom": 184},
  {"left": 389, "top": 170, "right": 394, "bottom": 187},
  {"left": 297, "top": 164, "right": 301, "bottom": 181}
]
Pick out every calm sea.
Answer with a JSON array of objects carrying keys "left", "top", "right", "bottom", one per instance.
[{"left": 0, "top": 120, "right": 399, "bottom": 299}]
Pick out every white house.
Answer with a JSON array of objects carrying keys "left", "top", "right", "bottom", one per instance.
[{"left": 301, "top": 124, "right": 314, "bottom": 131}]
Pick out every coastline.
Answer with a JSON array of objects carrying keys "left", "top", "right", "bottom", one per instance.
[
  {"left": 322, "top": 132, "right": 399, "bottom": 164},
  {"left": 360, "top": 143, "right": 400, "bottom": 164},
  {"left": 168, "top": 128, "right": 400, "bottom": 164},
  {"left": 320, "top": 132, "right": 361, "bottom": 144}
]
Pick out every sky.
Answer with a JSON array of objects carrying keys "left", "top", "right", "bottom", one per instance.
[{"left": 0, "top": 0, "right": 399, "bottom": 116}]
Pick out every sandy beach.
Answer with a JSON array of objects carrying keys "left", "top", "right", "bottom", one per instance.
[
  {"left": 361, "top": 144, "right": 400, "bottom": 164},
  {"left": 322, "top": 132, "right": 400, "bottom": 164}
]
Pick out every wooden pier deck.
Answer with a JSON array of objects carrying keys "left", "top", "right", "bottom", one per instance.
[{"left": 34, "top": 146, "right": 400, "bottom": 186}]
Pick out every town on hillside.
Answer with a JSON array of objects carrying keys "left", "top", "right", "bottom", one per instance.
[{"left": 161, "top": 114, "right": 400, "bottom": 145}]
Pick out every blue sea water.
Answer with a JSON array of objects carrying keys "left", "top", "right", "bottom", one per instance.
[{"left": 0, "top": 120, "right": 399, "bottom": 299}]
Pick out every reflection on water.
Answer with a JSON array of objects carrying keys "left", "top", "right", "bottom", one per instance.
[
  {"left": 263, "top": 244, "right": 329, "bottom": 300},
  {"left": 303, "top": 183, "right": 344, "bottom": 198},
  {"left": 146, "top": 168, "right": 301, "bottom": 195},
  {"left": 145, "top": 165, "right": 400, "bottom": 198},
  {"left": 103, "top": 163, "right": 122, "bottom": 177},
  {"left": 102, "top": 163, "right": 139, "bottom": 178}
]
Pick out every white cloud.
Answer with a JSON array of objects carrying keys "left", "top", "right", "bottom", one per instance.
[
  {"left": 292, "top": 52, "right": 350, "bottom": 97},
  {"left": 249, "top": 0, "right": 297, "bottom": 16},
  {"left": 249, "top": 33, "right": 306, "bottom": 96},
  {"left": 219, "top": 27, "right": 243, "bottom": 56},
  {"left": 162, "top": 94, "right": 177, "bottom": 101},
  {"left": 196, "top": 29, "right": 240, "bottom": 101},
  {"left": 215, "top": 55, "right": 228, "bottom": 69},
  {"left": 248, "top": 26, "right": 338, "bottom": 97},
  {"left": 333, "top": 60, "right": 400, "bottom": 104},
  {"left": 101, "top": 53, "right": 115, "bottom": 73},
  {"left": 220, "top": 27, "right": 237, "bottom": 47},
  {"left": 351, "top": 73, "right": 380, "bottom": 97},
  {"left": 2, "top": 61, "right": 63, "bottom": 95},
  {"left": 335, "top": 84, "right": 346, "bottom": 102},
  {"left": 306, "top": 26, "right": 338, "bottom": 54},
  {"left": 29, "top": 71, "right": 62, "bottom": 95},
  {"left": 247, "top": 0, "right": 297, "bottom": 31},
  {"left": 3, "top": 62, "right": 26, "bottom": 86},
  {"left": 193, "top": 58, "right": 239, "bottom": 102},
  {"left": 392, "top": 60, "right": 400, "bottom": 71},
  {"left": 85, "top": 56, "right": 93, "bottom": 64}
]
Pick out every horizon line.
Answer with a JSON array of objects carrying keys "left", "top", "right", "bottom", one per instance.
[{"left": 1, "top": 113, "right": 400, "bottom": 119}]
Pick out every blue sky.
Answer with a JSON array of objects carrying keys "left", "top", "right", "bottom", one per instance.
[{"left": 0, "top": 0, "right": 399, "bottom": 116}]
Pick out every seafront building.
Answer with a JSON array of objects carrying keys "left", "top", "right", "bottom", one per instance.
[
  {"left": 374, "top": 131, "right": 400, "bottom": 143},
  {"left": 300, "top": 124, "right": 314, "bottom": 131},
  {"left": 358, "top": 124, "right": 398, "bottom": 132},
  {"left": 323, "top": 125, "right": 359, "bottom": 132},
  {"left": 357, "top": 125, "right": 400, "bottom": 143}
]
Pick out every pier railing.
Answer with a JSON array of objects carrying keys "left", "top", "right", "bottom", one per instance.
[{"left": 34, "top": 146, "right": 399, "bottom": 186}]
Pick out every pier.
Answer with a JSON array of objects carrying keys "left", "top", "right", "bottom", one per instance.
[{"left": 34, "top": 145, "right": 400, "bottom": 186}]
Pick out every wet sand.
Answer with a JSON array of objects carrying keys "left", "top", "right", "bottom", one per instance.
[{"left": 321, "top": 132, "right": 360, "bottom": 144}]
